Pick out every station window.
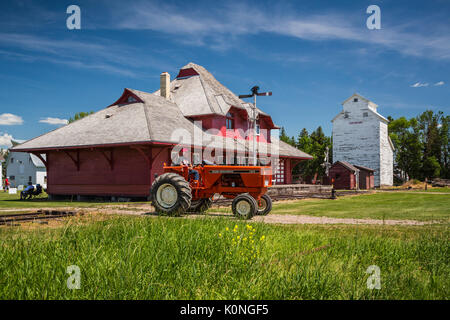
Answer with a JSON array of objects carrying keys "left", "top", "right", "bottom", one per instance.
[
  {"left": 274, "top": 159, "right": 285, "bottom": 184},
  {"left": 226, "top": 112, "right": 234, "bottom": 129}
]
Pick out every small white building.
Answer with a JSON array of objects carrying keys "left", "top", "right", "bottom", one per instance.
[
  {"left": 6, "top": 151, "right": 47, "bottom": 188},
  {"left": 332, "top": 93, "right": 394, "bottom": 187},
  {"left": 0, "top": 153, "right": 4, "bottom": 185}
]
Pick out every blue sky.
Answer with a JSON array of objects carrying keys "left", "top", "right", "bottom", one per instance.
[{"left": 0, "top": 0, "right": 449, "bottom": 148}]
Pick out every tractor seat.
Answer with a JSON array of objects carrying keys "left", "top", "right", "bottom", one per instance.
[{"left": 202, "top": 159, "right": 215, "bottom": 166}]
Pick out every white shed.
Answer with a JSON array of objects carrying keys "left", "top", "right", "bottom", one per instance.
[
  {"left": 0, "top": 153, "right": 4, "bottom": 186},
  {"left": 6, "top": 151, "right": 47, "bottom": 188},
  {"left": 332, "top": 93, "right": 394, "bottom": 187}
]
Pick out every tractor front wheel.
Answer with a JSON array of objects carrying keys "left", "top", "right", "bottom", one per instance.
[
  {"left": 151, "top": 173, "right": 192, "bottom": 216},
  {"left": 232, "top": 193, "right": 257, "bottom": 219},
  {"left": 256, "top": 194, "right": 272, "bottom": 215}
]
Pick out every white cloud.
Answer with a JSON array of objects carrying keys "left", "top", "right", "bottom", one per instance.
[
  {"left": 0, "top": 133, "right": 24, "bottom": 148},
  {"left": 39, "top": 117, "right": 69, "bottom": 125},
  {"left": 0, "top": 33, "right": 173, "bottom": 78},
  {"left": 0, "top": 133, "right": 13, "bottom": 147},
  {"left": 109, "top": 2, "right": 450, "bottom": 60},
  {"left": 434, "top": 81, "right": 445, "bottom": 86},
  {"left": 0, "top": 113, "right": 23, "bottom": 125},
  {"left": 410, "top": 82, "right": 429, "bottom": 88}
]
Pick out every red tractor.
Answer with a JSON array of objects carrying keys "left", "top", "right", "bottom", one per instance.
[{"left": 150, "top": 163, "right": 273, "bottom": 219}]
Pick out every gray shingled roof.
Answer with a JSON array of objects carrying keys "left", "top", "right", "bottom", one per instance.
[
  {"left": 335, "top": 161, "right": 359, "bottom": 172},
  {"left": 12, "top": 91, "right": 194, "bottom": 150},
  {"left": 154, "top": 62, "right": 268, "bottom": 117},
  {"left": 12, "top": 63, "right": 312, "bottom": 159},
  {"left": 354, "top": 164, "right": 374, "bottom": 172},
  {"left": 30, "top": 153, "right": 46, "bottom": 168}
]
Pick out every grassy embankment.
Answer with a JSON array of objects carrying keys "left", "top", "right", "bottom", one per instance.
[{"left": 0, "top": 215, "right": 448, "bottom": 300}]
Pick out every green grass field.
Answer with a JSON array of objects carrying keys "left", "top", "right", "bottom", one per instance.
[
  {"left": 411, "top": 187, "right": 450, "bottom": 193},
  {"left": 0, "top": 192, "right": 124, "bottom": 210},
  {"left": 0, "top": 191, "right": 448, "bottom": 300},
  {"left": 271, "top": 193, "right": 450, "bottom": 221},
  {"left": 211, "top": 192, "right": 450, "bottom": 221},
  {"left": 0, "top": 216, "right": 448, "bottom": 299}
]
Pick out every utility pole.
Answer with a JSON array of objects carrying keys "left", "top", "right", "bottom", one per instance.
[{"left": 239, "top": 86, "right": 272, "bottom": 166}]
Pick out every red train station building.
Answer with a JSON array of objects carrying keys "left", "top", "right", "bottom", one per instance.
[{"left": 12, "top": 63, "right": 312, "bottom": 198}]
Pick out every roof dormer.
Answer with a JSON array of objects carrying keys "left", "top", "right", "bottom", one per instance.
[{"left": 108, "top": 88, "right": 144, "bottom": 107}]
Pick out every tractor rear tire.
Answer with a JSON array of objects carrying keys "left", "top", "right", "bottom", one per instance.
[
  {"left": 232, "top": 193, "right": 257, "bottom": 220},
  {"left": 187, "top": 198, "right": 213, "bottom": 213},
  {"left": 151, "top": 173, "right": 192, "bottom": 216},
  {"left": 256, "top": 194, "right": 272, "bottom": 216}
]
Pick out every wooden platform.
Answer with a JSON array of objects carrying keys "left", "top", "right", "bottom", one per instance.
[{"left": 268, "top": 184, "right": 332, "bottom": 196}]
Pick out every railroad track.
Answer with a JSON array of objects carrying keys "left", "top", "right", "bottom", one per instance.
[
  {"left": 210, "top": 193, "right": 333, "bottom": 207},
  {"left": 209, "top": 190, "right": 371, "bottom": 207},
  {"left": 0, "top": 210, "right": 77, "bottom": 225}
]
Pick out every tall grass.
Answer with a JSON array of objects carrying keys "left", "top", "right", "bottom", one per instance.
[{"left": 0, "top": 216, "right": 448, "bottom": 299}]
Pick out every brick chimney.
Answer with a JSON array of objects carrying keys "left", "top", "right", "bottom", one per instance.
[{"left": 160, "top": 72, "right": 170, "bottom": 99}]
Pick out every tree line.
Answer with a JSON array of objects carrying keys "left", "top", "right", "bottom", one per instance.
[
  {"left": 388, "top": 110, "right": 448, "bottom": 181},
  {"left": 280, "top": 126, "right": 332, "bottom": 181},
  {"left": 280, "top": 109, "right": 449, "bottom": 182}
]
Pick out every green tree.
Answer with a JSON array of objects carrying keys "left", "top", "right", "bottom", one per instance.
[
  {"left": 294, "top": 126, "right": 332, "bottom": 180},
  {"left": 417, "top": 110, "right": 447, "bottom": 179},
  {"left": 279, "top": 127, "right": 295, "bottom": 146},
  {"left": 1, "top": 149, "right": 7, "bottom": 180},
  {"left": 417, "top": 110, "right": 442, "bottom": 159},
  {"left": 389, "top": 117, "right": 422, "bottom": 180},
  {"left": 439, "top": 115, "right": 449, "bottom": 178},
  {"left": 422, "top": 156, "right": 441, "bottom": 179},
  {"left": 68, "top": 111, "right": 94, "bottom": 123},
  {"left": 297, "top": 128, "right": 311, "bottom": 152},
  {"left": 389, "top": 110, "right": 449, "bottom": 180}
]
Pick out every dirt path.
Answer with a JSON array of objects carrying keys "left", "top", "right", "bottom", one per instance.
[
  {"left": 94, "top": 207, "right": 438, "bottom": 226},
  {"left": 1, "top": 206, "right": 442, "bottom": 226},
  {"left": 247, "top": 213, "right": 437, "bottom": 225}
]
